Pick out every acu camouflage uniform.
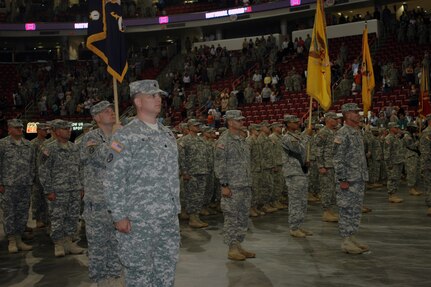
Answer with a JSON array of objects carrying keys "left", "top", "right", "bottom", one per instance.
[
  {"left": 402, "top": 131, "right": 420, "bottom": 188},
  {"left": 31, "top": 136, "right": 49, "bottom": 225},
  {"left": 420, "top": 126, "right": 431, "bottom": 209},
  {"left": 269, "top": 131, "right": 284, "bottom": 203},
  {"left": 246, "top": 132, "right": 262, "bottom": 209},
  {"left": 366, "top": 131, "right": 383, "bottom": 184},
  {"left": 383, "top": 133, "right": 404, "bottom": 195},
  {"left": 257, "top": 132, "right": 275, "bottom": 205}
]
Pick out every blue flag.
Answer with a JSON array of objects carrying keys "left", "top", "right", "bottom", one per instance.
[{"left": 87, "top": 0, "right": 128, "bottom": 83}]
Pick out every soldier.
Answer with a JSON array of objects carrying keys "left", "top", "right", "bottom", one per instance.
[
  {"left": 403, "top": 122, "right": 422, "bottom": 196},
  {"left": 269, "top": 122, "right": 288, "bottom": 210},
  {"left": 384, "top": 122, "right": 404, "bottom": 203},
  {"left": 247, "top": 124, "right": 263, "bottom": 217},
  {"left": 0, "top": 119, "right": 35, "bottom": 253},
  {"left": 315, "top": 112, "right": 341, "bottom": 223},
  {"left": 201, "top": 125, "right": 217, "bottom": 215},
  {"left": 306, "top": 121, "right": 321, "bottom": 204},
  {"left": 420, "top": 114, "right": 431, "bottom": 216},
  {"left": 39, "top": 119, "right": 85, "bottom": 257},
  {"left": 379, "top": 127, "right": 389, "bottom": 181},
  {"left": 179, "top": 119, "right": 210, "bottom": 228},
  {"left": 79, "top": 101, "right": 123, "bottom": 286},
  {"left": 177, "top": 123, "right": 189, "bottom": 220},
  {"left": 367, "top": 127, "right": 384, "bottom": 188},
  {"left": 214, "top": 110, "right": 255, "bottom": 261},
  {"left": 104, "top": 80, "right": 180, "bottom": 286},
  {"left": 282, "top": 115, "right": 313, "bottom": 238},
  {"left": 333, "top": 103, "right": 369, "bottom": 254},
  {"left": 31, "top": 122, "right": 49, "bottom": 229},
  {"left": 74, "top": 123, "right": 94, "bottom": 145}
]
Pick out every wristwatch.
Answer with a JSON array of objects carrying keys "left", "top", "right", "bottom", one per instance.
[{"left": 221, "top": 183, "right": 229, "bottom": 187}]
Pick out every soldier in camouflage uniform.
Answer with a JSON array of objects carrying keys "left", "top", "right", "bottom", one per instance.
[
  {"left": 79, "top": 101, "right": 123, "bottom": 286},
  {"left": 104, "top": 80, "right": 180, "bottom": 287},
  {"left": 31, "top": 123, "right": 49, "bottom": 228},
  {"left": 366, "top": 127, "right": 384, "bottom": 188},
  {"left": 420, "top": 114, "right": 431, "bottom": 216},
  {"left": 201, "top": 125, "right": 217, "bottom": 215},
  {"left": 269, "top": 122, "right": 288, "bottom": 210},
  {"left": 379, "top": 128, "right": 389, "bottom": 181},
  {"left": 39, "top": 119, "right": 85, "bottom": 257},
  {"left": 282, "top": 115, "right": 313, "bottom": 238},
  {"left": 179, "top": 119, "right": 210, "bottom": 228},
  {"left": 333, "top": 103, "right": 369, "bottom": 254},
  {"left": 384, "top": 122, "right": 404, "bottom": 203},
  {"left": 214, "top": 110, "right": 255, "bottom": 261},
  {"left": 246, "top": 124, "right": 263, "bottom": 217},
  {"left": 306, "top": 122, "right": 321, "bottom": 203},
  {"left": 0, "top": 119, "right": 35, "bottom": 253},
  {"left": 403, "top": 122, "right": 422, "bottom": 196},
  {"left": 315, "top": 112, "right": 341, "bottom": 223},
  {"left": 177, "top": 123, "right": 189, "bottom": 220}
]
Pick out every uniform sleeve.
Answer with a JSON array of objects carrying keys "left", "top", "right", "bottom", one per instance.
[
  {"left": 333, "top": 133, "right": 347, "bottom": 181},
  {"left": 104, "top": 134, "right": 131, "bottom": 222},
  {"left": 39, "top": 148, "right": 54, "bottom": 194},
  {"left": 314, "top": 132, "right": 326, "bottom": 168},
  {"left": 420, "top": 133, "right": 431, "bottom": 171},
  {"left": 178, "top": 139, "right": 186, "bottom": 175},
  {"left": 0, "top": 142, "right": 4, "bottom": 186},
  {"left": 383, "top": 138, "right": 392, "bottom": 165},
  {"left": 214, "top": 137, "right": 228, "bottom": 184}
]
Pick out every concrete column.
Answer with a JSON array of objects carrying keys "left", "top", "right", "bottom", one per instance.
[
  {"left": 216, "top": 29, "right": 222, "bottom": 40},
  {"left": 280, "top": 18, "right": 288, "bottom": 36}
]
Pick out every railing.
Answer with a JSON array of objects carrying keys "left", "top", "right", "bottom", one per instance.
[{"left": 22, "top": 100, "right": 34, "bottom": 119}]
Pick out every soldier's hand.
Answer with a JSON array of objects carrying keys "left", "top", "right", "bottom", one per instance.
[
  {"left": 221, "top": 186, "right": 232, "bottom": 198},
  {"left": 47, "top": 192, "right": 56, "bottom": 201},
  {"left": 340, "top": 181, "right": 349, "bottom": 190},
  {"left": 115, "top": 218, "right": 131, "bottom": 233},
  {"left": 0, "top": 185, "right": 4, "bottom": 194},
  {"left": 319, "top": 167, "right": 327, "bottom": 174}
]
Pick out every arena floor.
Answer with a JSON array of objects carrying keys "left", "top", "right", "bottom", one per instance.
[{"left": 1, "top": 181, "right": 431, "bottom": 287}]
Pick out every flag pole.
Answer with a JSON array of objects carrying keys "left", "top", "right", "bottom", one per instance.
[
  {"left": 306, "top": 96, "right": 313, "bottom": 162},
  {"left": 112, "top": 76, "right": 120, "bottom": 124}
]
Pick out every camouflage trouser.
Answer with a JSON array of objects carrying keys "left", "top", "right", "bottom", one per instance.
[
  {"left": 203, "top": 171, "right": 215, "bottom": 206},
  {"left": 368, "top": 159, "right": 381, "bottom": 184},
  {"left": 184, "top": 174, "right": 207, "bottom": 214},
  {"left": 285, "top": 176, "right": 308, "bottom": 230},
  {"left": 1, "top": 185, "right": 31, "bottom": 236},
  {"left": 221, "top": 187, "right": 251, "bottom": 246},
  {"left": 405, "top": 156, "right": 420, "bottom": 188},
  {"left": 48, "top": 191, "right": 80, "bottom": 241},
  {"left": 272, "top": 168, "right": 284, "bottom": 202},
  {"left": 116, "top": 215, "right": 180, "bottom": 287},
  {"left": 32, "top": 182, "right": 49, "bottom": 224},
  {"left": 423, "top": 169, "right": 431, "bottom": 208},
  {"left": 83, "top": 201, "right": 122, "bottom": 282},
  {"left": 259, "top": 169, "right": 273, "bottom": 205},
  {"left": 380, "top": 161, "right": 387, "bottom": 181},
  {"left": 179, "top": 178, "right": 186, "bottom": 209},
  {"left": 386, "top": 163, "right": 403, "bottom": 195},
  {"left": 336, "top": 181, "right": 365, "bottom": 238},
  {"left": 308, "top": 161, "right": 320, "bottom": 196},
  {"left": 319, "top": 168, "right": 336, "bottom": 210},
  {"left": 251, "top": 172, "right": 261, "bottom": 207}
]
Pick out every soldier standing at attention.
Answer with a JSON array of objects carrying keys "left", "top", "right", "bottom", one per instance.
[
  {"left": 420, "top": 114, "right": 431, "bottom": 216},
  {"left": 282, "top": 115, "right": 313, "bottom": 238},
  {"left": 333, "top": 103, "right": 369, "bottom": 254},
  {"left": 384, "top": 122, "right": 404, "bottom": 203},
  {"left": 79, "top": 101, "right": 123, "bottom": 287},
  {"left": 315, "top": 112, "right": 341, "bottom": 223},
  {"left": 214, "top": 110, "right": 255, "bottom": 261},
  {"left": 0, "top": 119, "right": 35, "bottom": 253},
  {"left": 177, "top": 123, "right": 189, "bottom": 220},
  {"left": 39, "top": 119, "right": 85, "bottom": 257},
  {"left": 104, "top": 80, "right": 180, "bottom": 286},
  {"left": 246, "top": 123, "right": 263, "bottom": 217},
  {"left": 403, "top": 122, "right": 422, "bottom": 196},
  {"left": 269, "top": 122, "right": 288, "bottom": 210}
]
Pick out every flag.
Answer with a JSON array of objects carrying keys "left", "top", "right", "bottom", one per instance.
[
  {"left": 419, "top": 66, "right": 431, "bottom": 117},
  {"left": 86, "top": 0, "right": 128, "bottom": 83},
  {"left": 361, "top": 25, "right": 375, "bottom": 115},
  {"left": 306, "top": 0, "right": 331, "bottom": 111}
]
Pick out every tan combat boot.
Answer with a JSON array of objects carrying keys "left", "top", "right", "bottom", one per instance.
[
  {"left": 249, "top": 207, "right": 259, "bottom": 217},
  {"left": 409, "top": 187, "right": 422, "bottom": 196},
  {"left": 199, "top": 208, "right": 210, "bottom": 216},
  {"left": 322, "top": 210, "right": 338, "bottom": 222},
  {"left": 350, "top": 236, "right": 369, "bottom": 252},
  {"left": 427, "top": 207, "right": 431, "bottom": 217},
  {"left": 256, "top": 207, "right": 266, "bottom": 216},
  {"left": 36, "top": 220, "right": 46, "bottom": 229},
  {"left": 307, "top": 193, "right": 320, "bottom": 203},
  {"left": 237, "top": 243, "right": 256, "bottom": 258},
  {"left": 16, "top": 235, "right": 32, "bottom": 251},
  {"left": 196, "top": 215, "right": 209, "bottom": 227},
  {"left": 389, "top": 195, "right": 404, "bottom": 203},
  {"left": 7, "top": 235, "right": 18, "bottom": 254},
  {"left": 262, "top": 204, "right": 277, "bottom": 213},
  {"left": 228, "top": 244, "right": 246, "bottom": 261},
  {"left": 188, "top": 214, "right": 207, "bottom": 228},
  {"left": 64, "top": 236, "right": 85, "bottom": 254},
  {"left": 361, "top": 206, "right": 372, "bottom": 213},
  {"left": 179, "top": 209, "right": 189, "bottom": 220},
  {"left": 289, "top": 229, "right": 306, "bottom": 238},
  {"left": 299, "top": 228, "right": 313, "bottom": 236},
  {"left": 341, "top": 237, "right": 363, "bottom": 254},
  {"left": 54, "top": 239, "right": 65, "bottom": 257},
  {"left": 278, "top": 201, "right": 288, "bottom": 209}
]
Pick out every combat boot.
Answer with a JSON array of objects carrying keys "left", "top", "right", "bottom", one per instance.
[
  {"left": 341, "top": 237, "right": 363, "bottom": 254},
  {"left": 249, "top": 207, "right": 259, "bottom": 217},
  {"left": 196, "top": 216, "right": 209, "bottom": 227},
  {"left": 237, "top": 244, "right": 256, "bottom": 258},
  {"left": 36, "top": 220, "right": 46, "bottom": 229},
  {"left": 16, "top": 235, "right": 32, "bottom": 251},
  {"left": 262, "top": 204, "right": 277, "bottom": 213},
  {"left": 199, "top": 208, "right": 210, "bottom": 216},
  {"left": 427, "top": 207, "right": 431, "bottom": 217},
  {"left": 188, "top": 214, "right": 207, "bottom": 228},
  {"left": 278, "top": 201, "right": 288, "bottom": 209},
  {"left": 97, "top": 278, "right": 110, "bottom": 287},
  {"left": 7, "top": 235, "right": 18, "bottom": 254},
  {"left": 54, "top": 240, "right": 65, "bottom": 257},
  {"left": 389, "top": 195, "right": 404, "bottom": 203},
  {"left": 361, "top": 206, "right": 372, "bottom": 213},
  {"left": 289, "top": 229, "right": 306, "bottom": 238},
  {"left": 350, "top": 236, "right": 369, "bottom": 252},
  {"left": 179, "top": 209, "right": 189, "bottom": 220},
  {"left": 322, "top": 210, "right": 338, "bottom": 222},
  {"left": 409, "top": 187, "right": 422, "bottom": 196},
  {"left": 228, "top": 244, "right": 246, "bottom": 261},
  {"left": 256, "top": 208, "right": 266, "bottom": 216},
  {"left": 307, "top": 193, "right": 320, "bottom": 203},
  {"left": 64, "top": 236, "right": 85, "bottom": 254},
  {"left": 299, "top": 228, "right": 313, "bottom": 236}
]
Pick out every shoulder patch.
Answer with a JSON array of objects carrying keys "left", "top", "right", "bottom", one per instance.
[
  {"left": 86, "top": 140, "right": 97, "bottom": 147},
  {"left": 334, "top": 136, "right": 342, "bottom": 144},
  {"left": 110, "top": 141, "right": 124, "bottom": 153},
  {"left": 217, "top": 143, "right": 225, "bottom": 149}
]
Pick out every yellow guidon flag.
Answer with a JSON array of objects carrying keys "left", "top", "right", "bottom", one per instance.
[
  {"left": 306, "top": 0, "right": 331, "bottom": 111},
  {"left": 361, "top": 24, "right": 375, "bottom": 115}
]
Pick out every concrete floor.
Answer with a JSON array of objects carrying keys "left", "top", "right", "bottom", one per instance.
[{"left": 1, "top": 183, "right": 431, "bottom": 287}]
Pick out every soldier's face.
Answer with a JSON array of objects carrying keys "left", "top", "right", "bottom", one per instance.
[
  {"left": 135, "top": 93, "right": 162, "bottom": 116},
  {"left": 8, "top": 126, "right": 23, "bottom": 137},
  {"left": 229, "top": 119, "right": 244, "bottom": 131},
  {"left": 38, "top": 128, "right": 48, "bottom": 138},
  {"left": 54, "top": 127, "right": 72, "bottom": 141},
  {"left": 95, "top": 107, "right": 116, "bottom": 125}
]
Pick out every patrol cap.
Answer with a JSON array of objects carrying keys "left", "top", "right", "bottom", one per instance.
[
  {"left": 284, "top": 114, "right": 300, "bottom": 123},
  {"left": 426, "top": 114, "right": 431, "bottom": 121},
  {"left": 218, "top": 127, "right": 227, "bottom": 133},
  {"left": 407, "top": 122, "right": 418, "bottom": 128},
  {"left": 225, "top": 110, "right": 245, "bottom": 121},
  {"left": 47, "top": 119, "right": 61, "bottom": 127},
  {"left": 324, "top": 111, "right": 341, "bottom": 119},
  {"left": 187, "top": 119, "right": 201, "bottom": 126},
  {"left": 315, "top": 123, "right": 324, "bottom": 130},
  {"left": 260, "top": 120, "right": 270, "bottom": 127},
  {"left": 36, "top": 123, "right": 50, "bottom": 130},
  {"left": 248, "top": 123, "right": 260, "bottom": 131},
  {"left": 7, "top": 119, "right": 23, "bottom": 128},
  {"left": 51, "top": 119, "right": 72, "bottom": 130},
  {"left": 270, "top": 122, "right": 283, "bottom": 129},
  {"left": 201, "top": 125, "right": 214, "bottom": 133},
  {"left": 179, "top": 123, "right": 188, "bottom": 130},
  {"left": 387, "top": 122, "right": 400, "bottom": 129},
  {"left": 90, "top": 100, "right": 113, "bottom": 116},
  {"left": 129, "top": 79, "right": 168, "bottom": 98},
  {"left": 341, "top": 103, "right": 361, "bottom": 113}
]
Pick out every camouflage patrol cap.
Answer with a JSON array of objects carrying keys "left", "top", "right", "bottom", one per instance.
[
  {"left": 179, "top": 123, "right": 188, "bottom": 130},
  {"left": 426, "top": 114, "right": 431, "bottom": 121},
  {"left": 200, "top": 125, "right": 214, "bottom": 133},
  {"left": 387, "top": 122, "right": 400, "bottom": 129},
  {"left": 225, "top": 110, "right": 246, "bottom": 121},
  {"left": 324, "top": 111, "right": 341, "bottom": 119},
  {"left": 218, "top": 127, "right": 227, "bottom": 133},
  {"left": 36, "top": 123, "right": 50, "bottom": 129},
  {"left": 47, "top": 119, "right": 62, "bottom": 127},
  {"left": 341, "top": 103, "right": 361, "bottom": 113},
  {"left": 7, "top": 119, "right": 23, "bottom": 128},
  {"left": 187, "top": 119, "right": 201, "bottom": 126},
  {"left": 260, "top": 120, "right": 270, "bottom": 127},
  {"left": 248, "top": 123, "right": 260, "bottom": 131},
  {"left": 270, "top": 122, "right": 283, "bottom": 129},
  {"left": 51, "top": 119, "right": 72, "bottom": 130},
  {"left": 315, "top": 124, "right": 324, "bottom": 130},
  {"left": 90, "top": 100, "right": 113, "bottom": 116},
  {"left": 284, "top": 114, "right": 300, "bottom": 123},
  {"left": 129, "top": 79, "right": 168, "bottom": 98}
]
